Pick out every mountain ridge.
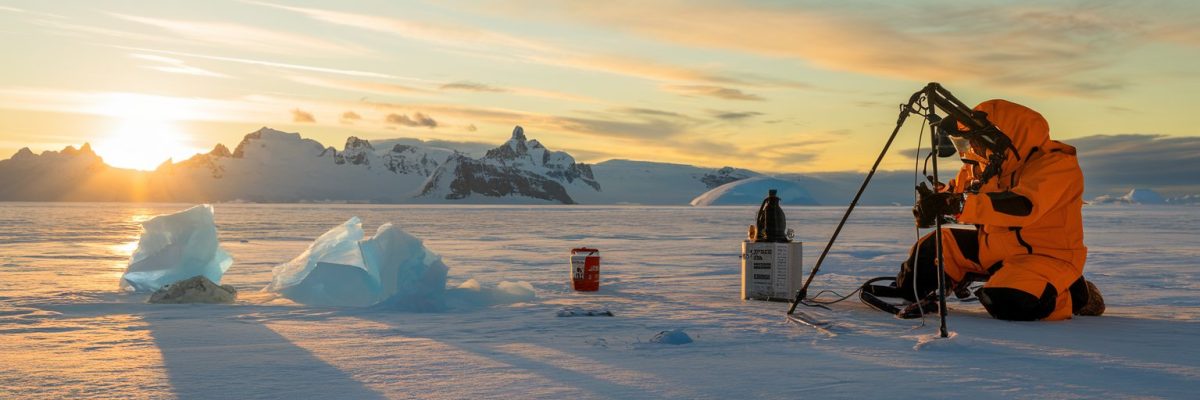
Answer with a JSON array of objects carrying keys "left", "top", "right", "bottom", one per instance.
[{"left": 0, "top": 126, "right": 756, "bottom": 204}]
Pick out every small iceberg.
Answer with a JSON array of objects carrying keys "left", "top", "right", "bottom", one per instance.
[
  {"left": 650, "top": 329, "right": 693, "bottom": 345},
  {"left": 120, "top": 205, "right": 233, "bottom": 292},
  {"left": 266, "top": 217, "right": 449, "bottom": 309}
]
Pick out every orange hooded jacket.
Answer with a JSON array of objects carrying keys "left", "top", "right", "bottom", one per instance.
[{"left": 947, "top": 99, "right": 1088, "bottom": 320}]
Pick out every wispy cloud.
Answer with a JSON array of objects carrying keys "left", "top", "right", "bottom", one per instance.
[
  {"left": 440, "top": 81, "right": 506, "bottom": 92},
  {"left": 245, "top": 1, "right": 772, "bottom": 89},
  {"left": 289, "top": 75, "right": 431, "bottom": 97},
  {"left": 131, "top": 54, "right": 230, "bottom": 78},
  {"left": 109, "top": 13, "right": 367, "bottom": 56},
  {"left": 711, "top": 111, "right": 764, "bottom": 121},
  {"left": 438, "top": 80, "right": 602, "bottom": 103},
  {"left": 665, "top": 85, "right": 763, "bottom": 101},
  {"left": 116, "top": 47, "right": 398, "bottom": 79},
  {"left": 0, "top": 88, "right": 275, "bottom": 122},
  {"left": 243, "top": 1, "right": 549, "bottom": 53},
  {"left": 516, "top": 1, "right": 1183, "bottom": 97}
]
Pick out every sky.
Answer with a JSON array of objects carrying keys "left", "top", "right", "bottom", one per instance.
[{"left": 1, "top": 0, "right": 1198, "bottom": 172}]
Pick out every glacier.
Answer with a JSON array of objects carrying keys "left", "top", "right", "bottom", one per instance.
[
  {"left": 119, "top": 205, "right": 233, "bottom": 292},
  {"left": 266, "top": 217, "right": 449, "bottom": 308}
]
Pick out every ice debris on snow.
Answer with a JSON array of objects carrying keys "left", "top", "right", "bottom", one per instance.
[
  {"left": 148, "top": 275, "right": 237, "bottom": 304},
  {"left": 120, "top": 205, "right": 233, "bottom": 292},
  {"left": 446, "top": 279, "right": 537, "bottom": 307},
  {"left": 650, "top": 329, "right": 693, "bottom": 345},
  {"left": 556, "top": 307, "right": 614, "bottom": 317},
  {"left": 265, "top": 217, "right": 449, "bottom": 309}
]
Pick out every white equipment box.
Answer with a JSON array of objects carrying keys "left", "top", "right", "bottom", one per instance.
[{"left": 741, "top": 241, "right": 803, "bottom": 301}]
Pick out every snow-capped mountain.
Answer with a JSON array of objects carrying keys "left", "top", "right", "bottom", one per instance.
[
  {"left": 153, "top": 128, "right": 447, "bottom": 203},
  {"left": 0, "top": 126, "right": 761, "bottom": 204},
  {"left": 415, "top": 126, "right": 601, "bottom": 203},
  {"left": 0, "top": 143, "right": 147, "bottom": 201}
]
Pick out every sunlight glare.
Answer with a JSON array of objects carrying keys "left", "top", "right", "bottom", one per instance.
[{"left": 91, "top": 93, "right": 205, "bottom": 171}]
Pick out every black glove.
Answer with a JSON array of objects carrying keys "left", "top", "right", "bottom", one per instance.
[{"left": 913, "top": 183, "right": 963, "bottom": 228}]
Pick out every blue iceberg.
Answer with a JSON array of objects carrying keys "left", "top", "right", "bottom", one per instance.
[
  {"left": 266, "top": 217, "right": 449, "bottom": 308},
  {"left": 120, "top": 205, "right": 233, "bottom": 292}
]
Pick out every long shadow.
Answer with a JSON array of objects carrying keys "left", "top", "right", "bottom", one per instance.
[
  {"left": 346, "top": 310, "right": 689, "bottom": 399},
  {"left": 144, "top": 306, "right": 385, "bottom": 400}
]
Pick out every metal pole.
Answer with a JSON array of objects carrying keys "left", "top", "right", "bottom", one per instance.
[
  {"left": 787, "top": 89, "right": 925, "bottom": 315},
  {"left": 927, "top": 86, "right": 951, "bottom": 338}
]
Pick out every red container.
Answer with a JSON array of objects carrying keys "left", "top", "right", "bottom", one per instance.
[{"left": 570, "top": 248, "right": 601, "bottom": 291}]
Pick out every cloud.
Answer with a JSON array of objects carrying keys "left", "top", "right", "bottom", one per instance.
[
  {"left": 244, "top": 1, "right": 773, "bottom": 87},
  {"left": 289, "top": 75, "right": 431, "bottom": 97},
  {"left": 665, "top": 85, "right": 764, "bottom": 101},
  {"left": 614, "top": 107, "right": 685, "bottom": 118},
  {"left": 340, "top": 111, "right": 361, "bottom": 124},
  {"left": 549, "top": 117, "right": 686, "bottom": 140},
  {"left": 712, "top": 111, "right": 764, "bottom": 121},
  {"left": 441, "top": 81, "right": 507, "bottom": 92},
  {"left": 243, "top": 1, "right": 549, "bottom": 53},
  {"left": 109, "top": 13, "right": 367, "bottom": 56},
  {"left": 1066, "top": 134, "right": 1200, "bottom": 196},
  {"left": 385, "top": 112, "right": 438, "bottom": 128},
  {"left": 130, "top": 54, "right": 229, "bottom": 78},
  {"left": 116, "top": 47, "right": 398, "bottom": 79},
  {"left": 291, "top": 108, "right": 315, "bottom": 123},
  {"left": 519, "top": 1, "right": 1186, "bottom": 97}
]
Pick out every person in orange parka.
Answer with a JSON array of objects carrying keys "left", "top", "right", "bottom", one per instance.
[{"left": 901, "top": 99, "right": 1104, "bottom": 321}]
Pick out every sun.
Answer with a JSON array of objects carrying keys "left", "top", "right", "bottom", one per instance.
[{"left": 90, "top": 94, "right": 205, "bottom": 171}]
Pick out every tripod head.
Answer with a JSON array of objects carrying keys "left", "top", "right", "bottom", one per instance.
[{"left": 921, "top": 83, "right": 1018, "bottom": 193}]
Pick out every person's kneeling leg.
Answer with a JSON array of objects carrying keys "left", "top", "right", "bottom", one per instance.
[{"left": 977, "top": 255, "right": 1076, "bottom": 321}]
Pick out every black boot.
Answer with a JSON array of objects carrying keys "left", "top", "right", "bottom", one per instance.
[{"left": 1070, "top": 278, "right": 1105, "bottom": 316}]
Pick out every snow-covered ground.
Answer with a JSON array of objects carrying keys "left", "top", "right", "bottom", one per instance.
[{"left": 1, "top": 203, "right": 1197, "bottom": 399}]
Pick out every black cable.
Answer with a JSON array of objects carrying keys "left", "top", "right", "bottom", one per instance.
[{"left": 805, "top": 287, "right": 863, "bottom": 305}]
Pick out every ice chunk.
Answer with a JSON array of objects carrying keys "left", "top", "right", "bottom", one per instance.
[
  {"left": 447, "top": 279, "right": 537, "bottom": 308},
  {"left": 120, "top": 205, "right": 233, "bottom": 292},
  {"left": 148, "top": 275, "right": 237, "bottom": 304},
  {"left": 266, "top": 217, "right": 449, "bottom": 308},
  {"left": 650, "top": 329, "right": 693, "bottom": 345}
]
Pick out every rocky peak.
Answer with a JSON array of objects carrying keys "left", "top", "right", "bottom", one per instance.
[
  {"left": 485, "top": 126, "right": 531, "bottom": 161},
  {"left": 12, "top": 147, "right": 35, "bottom": 160},
  {"left": 344, "top": 136, "right": 374, "bottom": 152},
  {"left": 339, "top": 136, "right": 374, "bottom": 166},
  {"left": 209, "top": 144, "right": 232, "bottom": 158}
]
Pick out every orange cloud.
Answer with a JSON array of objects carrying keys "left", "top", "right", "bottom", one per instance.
[{"left": 515, "top": 1, "right": 1165, "bottom": 97}]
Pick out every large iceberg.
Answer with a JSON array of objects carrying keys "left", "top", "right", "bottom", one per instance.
[
  {"left": 690, "top": 176, "right": 819, "bottom": 206},
  {"left": 266, "top": 217, "right": 449, "bottom": 309},
  {"left": 120, "top": 205, "right": 233, "bottom": 292}
]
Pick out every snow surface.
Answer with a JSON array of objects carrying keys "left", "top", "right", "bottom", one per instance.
[
  {"left": 119, "top": 205, "right": 232, "bottom": 292},
  {"left": 690, "top": 176, "right": 819, "bottom": 206},
  {"left": 1, "top": 203, "right": 1198, "bottom": 398}
]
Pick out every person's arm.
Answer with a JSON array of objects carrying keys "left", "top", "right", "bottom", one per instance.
[{"left": 957, "top": 156, "right": 1078, "bottom": 227}]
